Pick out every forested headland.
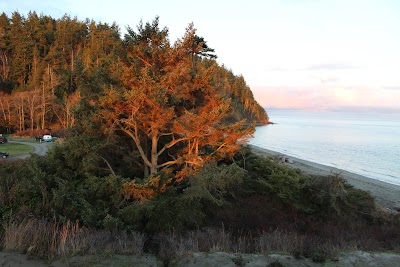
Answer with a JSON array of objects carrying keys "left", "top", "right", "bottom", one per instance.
[
  {"left": 0, "top": 12, "right": 399, "bottom": 266},
  {"left": 0, "top": 11, "right": 268, "bottom": 135}
]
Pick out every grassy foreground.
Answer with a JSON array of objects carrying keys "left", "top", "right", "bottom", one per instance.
[{"left": 0, "top": 142, "right": 34, "bottom": 156}]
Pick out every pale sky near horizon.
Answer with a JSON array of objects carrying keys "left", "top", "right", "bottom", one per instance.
[{"left": 1, "top": 0, "right": 400, "bottom": 111}]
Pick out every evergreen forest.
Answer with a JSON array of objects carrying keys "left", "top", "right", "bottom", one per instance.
[{"left": 0, "top": 11, "right": 268, "bottom": 135}]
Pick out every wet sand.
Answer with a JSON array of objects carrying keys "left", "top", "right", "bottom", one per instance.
[{"left": 249, "top": 145, "right": 400, "bottom": 211}]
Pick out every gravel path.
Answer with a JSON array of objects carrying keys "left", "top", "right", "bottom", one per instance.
[{"left": 1, "top": 251, "right": 400, "bottom": 267}]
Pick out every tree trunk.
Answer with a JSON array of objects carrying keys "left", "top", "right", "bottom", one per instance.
[
  {"left": 21, "top": 100, "right": 25, "bottom": 131},
  {"left": 150, "top": 132, "right": 158, "bottom": 175},
  {"left": 30, "top": 106, "right": 34, "bottom": 132},
  {"left": 70, "top": 50, "right": 74, "bottom": 91},
  {"left": 1, "top": 52, "right": 9, "bottom": 80},
  {"left": 41, "top": 82, "right": 45, "bottom": 129},
  {"left": 6, "top": 100, "right": 11, "bottom": 133},
  {"left": 143, "top": 138, "right": 149, "bottom": 177},
  {"left": 0, "top": 96, "right": 7, "bottom": 125}
]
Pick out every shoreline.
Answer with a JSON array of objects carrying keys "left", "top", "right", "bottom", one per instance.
[{"left": 249, "top": 144, "right": 400, "bottom": 211}]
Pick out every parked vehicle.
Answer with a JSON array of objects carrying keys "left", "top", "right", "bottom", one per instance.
[
  {"left": 35, "top": 135, "right": 53, "bottom": 142},
  {"left": 42, "top": 135, "right": 53, "bottom": 142},
  {"left": 0, "top": 136, "right": 7, "bottom": 144},
  {"left": 0, "top": 152, "right": 9, "bottom": 158}
]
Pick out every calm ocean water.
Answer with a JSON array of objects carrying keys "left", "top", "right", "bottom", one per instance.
[{"left": 249, "top": 109, "right": 400, "bottom": 186}]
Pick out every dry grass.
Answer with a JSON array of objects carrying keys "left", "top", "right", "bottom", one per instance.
[
  {"left": 156, "top": 227, "right": 255, "bottom": 261},
  {"left": 2, "top": 217, "right": 399, "bottom": 263},
  {"left": 156, "top": 228, "right": 360, "bottom": 262},
  {"left": 2, "top": 219, "right": 146, "bottom": 261},
  {"left": 3, "top": 219, "right": 59, "bottom": 260},
  {"left": 256, "top": 229, "right": 358, "bottom": 261}
]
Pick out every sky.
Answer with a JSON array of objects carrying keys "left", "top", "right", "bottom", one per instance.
[{"left": 1, "top": 0, "right": 400, "bottom": 111}]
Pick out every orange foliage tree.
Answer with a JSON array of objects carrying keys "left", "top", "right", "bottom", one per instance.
[{"left": 99, "top": 18, "right": 253, "bottom": 178}]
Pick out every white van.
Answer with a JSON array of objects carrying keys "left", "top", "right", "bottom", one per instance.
[{"left": 42, "top": 135, "right": 53, "bottom": 142}]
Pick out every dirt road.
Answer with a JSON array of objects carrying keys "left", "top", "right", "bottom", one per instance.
[{"left": 8, "top": 141, "right": 51, "bottom": 159}]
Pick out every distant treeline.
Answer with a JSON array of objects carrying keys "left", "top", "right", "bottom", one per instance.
[{"left": 0, "top": 11, "right": 268, "bottom": 133}]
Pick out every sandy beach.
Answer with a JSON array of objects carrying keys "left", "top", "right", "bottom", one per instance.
[{"left": 249, "top": 145, "right": 400, "bottom": 211}]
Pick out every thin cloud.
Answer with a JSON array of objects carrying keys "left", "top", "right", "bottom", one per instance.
[
  {"left": 264, "top": 67, "right": 292, "bottom": 72},
  {"left": 306, "top": 63, "right": 360, "bottom": 71},
  {"left": 309, "top": 75, "right": 340, "bottom": 84},
  {"left": 252, "top": 85, "right": 400, "bottom": 111},
  {"left": 383, "top": 86, "right": 400, "bottom": 90},
  {"left": 264, "top": 63, "right": 361, "bottom": 72}
]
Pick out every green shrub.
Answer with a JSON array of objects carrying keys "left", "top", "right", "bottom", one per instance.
[
  {"left": 103, "top": 214, "right": 124, "bottom": 231},
  {"left": 1, "top": 143, "right": 399, "bottom": 257},
  {"left": 0, "top": 147, "right": 128, "bottom": 229},
  {"left": 119, "top": 188, "right": 205, "bottom": 232},
  {"left": 185, "top": 161, "right": 246, "bottom": 206},
  {"left": 0, "top": 156, "right": 56, "bottom": 219},
  {"left": 303, "top": 174, "right": 375, "bottom": 217},
  {"left": 234, "top": 151, "right": 308, "bottom": 209},
  {"left": 234, "top": 148, "right": 376, "bottom": 218}
]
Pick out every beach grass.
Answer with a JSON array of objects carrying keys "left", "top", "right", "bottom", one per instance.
[
  {"left": 3, "top": 219, "right": 146, "bottom": 261},
  {"left": 0, "top": 143, "right": 34, "bottom": 155}
]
